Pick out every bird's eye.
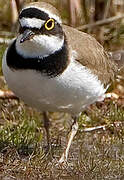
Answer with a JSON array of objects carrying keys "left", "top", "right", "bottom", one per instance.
[{"left": 45, "top": 19, "right": 55, "bottom": 30}]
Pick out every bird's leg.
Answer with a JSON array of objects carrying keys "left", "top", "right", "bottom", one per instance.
[
  {"left": 59, "top": 115, "right": 79, "bottom": 164},
  {"left": 42, "top": 111, "right": 51, "bottom": 151}
]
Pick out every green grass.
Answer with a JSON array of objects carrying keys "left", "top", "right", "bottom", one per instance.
[
  {"left": 0, "top": 95, "right": 124, "bottom": 179},
  {"left": 0, "top": 100, "right": 43, "bottom": 155},
  {"left": 0, "top": 112, "right": 43, "bottom": 155}
]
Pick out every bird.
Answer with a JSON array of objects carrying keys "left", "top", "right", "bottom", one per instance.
[{"left": 2, "top": 2, "right": 124, "bottom": 163}]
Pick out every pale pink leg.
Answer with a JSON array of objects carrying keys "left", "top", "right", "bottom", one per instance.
[{"left": 59, "top": 117, "right": 78, "bottom": 164}]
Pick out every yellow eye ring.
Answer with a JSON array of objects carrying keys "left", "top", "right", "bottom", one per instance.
[{"left": 45, "top": 18, "right": 55, "bottom": 30}]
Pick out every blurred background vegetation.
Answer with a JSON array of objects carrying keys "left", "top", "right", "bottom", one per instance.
[{"left": 0, "top": 0, "right": 124, "bottom": 179}]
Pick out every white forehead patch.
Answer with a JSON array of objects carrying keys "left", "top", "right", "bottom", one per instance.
[
  {"left": 20, "top": 17, "right": 45, "bottom": 29},
  {"left": 21, "top": 5, "right": 62, "bottom": 24}
]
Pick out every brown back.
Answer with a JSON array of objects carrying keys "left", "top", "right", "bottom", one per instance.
[{"left": 63, "top": 25, "right": 118, "bottom": 87}]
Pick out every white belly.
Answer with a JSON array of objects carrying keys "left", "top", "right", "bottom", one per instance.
[{"left": 2, "top": 55, "right": 106, "bottom": 114}]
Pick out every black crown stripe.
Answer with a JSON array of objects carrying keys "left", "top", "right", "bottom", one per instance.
[{"left": 19, "top": 8, "right": 49, "bottom": 20}]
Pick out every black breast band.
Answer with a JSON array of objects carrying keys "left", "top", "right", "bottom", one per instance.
[{"left": 6, "top": 39, "right": 68, "bottom": 77}]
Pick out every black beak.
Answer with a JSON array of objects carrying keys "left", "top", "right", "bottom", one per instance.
[{"left": 20, "top": 29, "right": 35, "bottom": 43}]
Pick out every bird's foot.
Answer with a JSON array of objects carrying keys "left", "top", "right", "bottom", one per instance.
[{"left": 58, "top": 152, "right": 67, "bottom": 164}]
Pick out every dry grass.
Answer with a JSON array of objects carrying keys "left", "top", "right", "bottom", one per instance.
[
  {"left": 0, "top": 0, "right": 124, "bottom": 179},
  {"left": 0, "top": 82, "right": 124, "bottom": 179}
]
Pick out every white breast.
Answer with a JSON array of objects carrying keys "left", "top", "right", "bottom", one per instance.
[{"left": 2, "top": 52, "right": 106, "bottom": 114}]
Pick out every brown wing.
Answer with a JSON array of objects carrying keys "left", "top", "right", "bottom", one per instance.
[{"left": 63, "top": 25, "right": 118, "bottom": 87}]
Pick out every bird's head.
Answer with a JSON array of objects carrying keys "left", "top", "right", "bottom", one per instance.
[{"left": 16, "top": 2, "right": 64, "bottom": 58}]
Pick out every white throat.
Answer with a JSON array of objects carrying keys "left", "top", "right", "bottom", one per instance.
[{"left": 16, "top": 34, "right": 64, "bottom": 58}]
